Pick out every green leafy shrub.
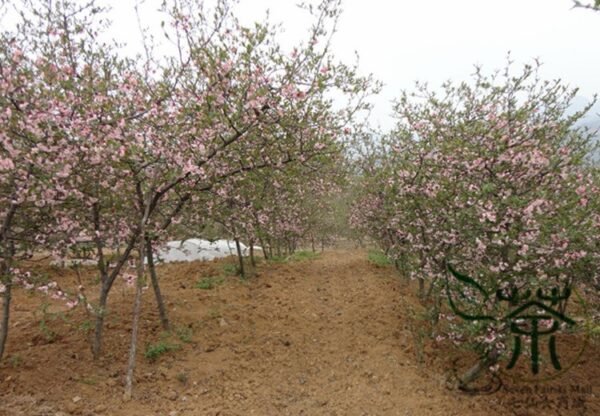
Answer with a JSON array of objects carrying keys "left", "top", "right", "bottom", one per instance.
[{"left": 144, "top": 341, "right": 180, "bottom": 362}]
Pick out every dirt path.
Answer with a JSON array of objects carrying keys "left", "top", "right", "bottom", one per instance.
[
  {"left": 116, "top": 250, "right": 489, "bottom": 415},
  {"left": 0, "top": 250, "right": 597, "bottom": 415}
]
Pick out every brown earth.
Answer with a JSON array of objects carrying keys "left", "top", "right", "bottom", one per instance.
[{"left": 0, "top": 249, "right": 598, "bottom": 415}]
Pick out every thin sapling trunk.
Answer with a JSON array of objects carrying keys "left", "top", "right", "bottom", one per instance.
[
  {"left": 234, "top": 237, "right": 245, "bottom": 279},
  {"left": 145, "top": 236, "right": 169, "bottom": 330},
  {"left": 0, "top": 279, "right": 11, "bottom": 362},
  {"left": 123, "top": 246, "right": 146, "bottom": 401},
  {"left": 249, "top": 242, "right": 256, "bottom": 268}
]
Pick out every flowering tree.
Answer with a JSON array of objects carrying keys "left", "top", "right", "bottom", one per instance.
[
  {"left": 0, "top": 0, "right": 114, "bottom": 360},
  {"left": 1, "top": 0, "right": 377, "bottom": 401},
  {"left": 122, "top": 0, "right": 377, "bottom": 397},
  {"left": 133, "top": 0, "right": 375, "bottom": 301},
  {"left": 352, "top": 62, "right": 600, "bottom": 386},
  {"left": 206, "top": 145, "right": 345, "bottom": 270}
]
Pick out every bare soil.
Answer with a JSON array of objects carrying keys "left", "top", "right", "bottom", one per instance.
[{"left": 0, "top": 249, "right": 598, "bottom": 415}]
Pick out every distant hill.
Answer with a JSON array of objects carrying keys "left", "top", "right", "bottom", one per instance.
[
  {"left": 580, "top": 112, "right": 600, "bottom": 134},
  {"left": 570, "top": 97, "right": 600, "bottom": 144},
  {"left": 581, "top": 112, "right": 600, "bottom": 153}
]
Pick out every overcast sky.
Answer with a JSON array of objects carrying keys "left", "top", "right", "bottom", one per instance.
[{"left": 5, "top": 0, "right": 600, "bottom": 129}]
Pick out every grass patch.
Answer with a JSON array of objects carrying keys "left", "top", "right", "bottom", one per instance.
[
  {"left": 367, "top": 249, "right": 392, "bottom": 267},
  {"left": 288, "top": 250, "right": 319, "bottom": 261},
  {"left": 37, "top": 302, "right": 67, "bottom": 343},
  {"left": 8, "top": 354, "right": 22, "bottom": 368},
  {"left": 268, "top": 250, "right": 320, "bottom": 263},
  {"left": 221, "top": 262, "right": 239, "bottom": 276},
  {"left": 195, "top": 276, "right": 224, "bottom": 290},
  {"left": 267, "top": 255, "right": 287, "bottom": 263},
  {"left": 176, "top": 371, "right": 189, "bottom": 385},
  {"left": 174, "top": 325, "right": 193, "bottom": 343},
  {"left": 79, "top": 376, "right": 99, "bottom": 386},
  {"left": 78, "top": 319, "right": 93, "bottom": 334},
  {"left": 207, "top": 308, "right": 221, "bottom": 320},
  {"left": 589, "top": 322, "right": 600, "bottom": 341},
  {"left": 144, "top": 340, "right": 180, "bottom": 362}
]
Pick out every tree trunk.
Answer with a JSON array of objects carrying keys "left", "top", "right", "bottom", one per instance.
[
  {"left": 425, "top": 276, "right": 438, "bottom": 300},
  {"left": 0, "top": 188, "right": 22, "bottom": 361},
  {"left": 417, "top": 254, "right": 427, "bottom": 299},
  {"left": 91, "top": 227, "right": 140, "bottom": 359},
  {"left": 406, "top": 305, "right": 424, "bottom": 365},
  {"left": 0, "top": 239, "right": 13, "bottom": 362},
  {"left": 311, "top": 237, "right": 315, "bottom": 253},
  {"left": 0, "top": 279, "right": 11, "bottom": 362},
  {"left": 457, "top": 348, "right": 500, "bottom": 389},
  {"left": 249, "top": 243, "right": 256, "bottom": 268},
  {"left": 418, "top": 277, "right": 425, "bottom": 299},
  {"left": 124, "top": 247, "right": 146, "bottom": 401},
  {"left": 234, "top": 238, "right": 245, "bottom": 279},
  {"left": 258, "top": 236, "right": 268, "bottom": 260},
  {"left": 145, "top": 237, "right": 169, "bottom": 331},
  {"left": 123, "top": 186, "right": 153, "bottom": 399},
  {"left": 92, "top": 285, "right": 109, "bottom": 360}
]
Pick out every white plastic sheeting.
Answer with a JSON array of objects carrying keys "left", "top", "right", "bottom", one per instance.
[{"left": 153, "top": 239, "right": 260, "bottom": 263}]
